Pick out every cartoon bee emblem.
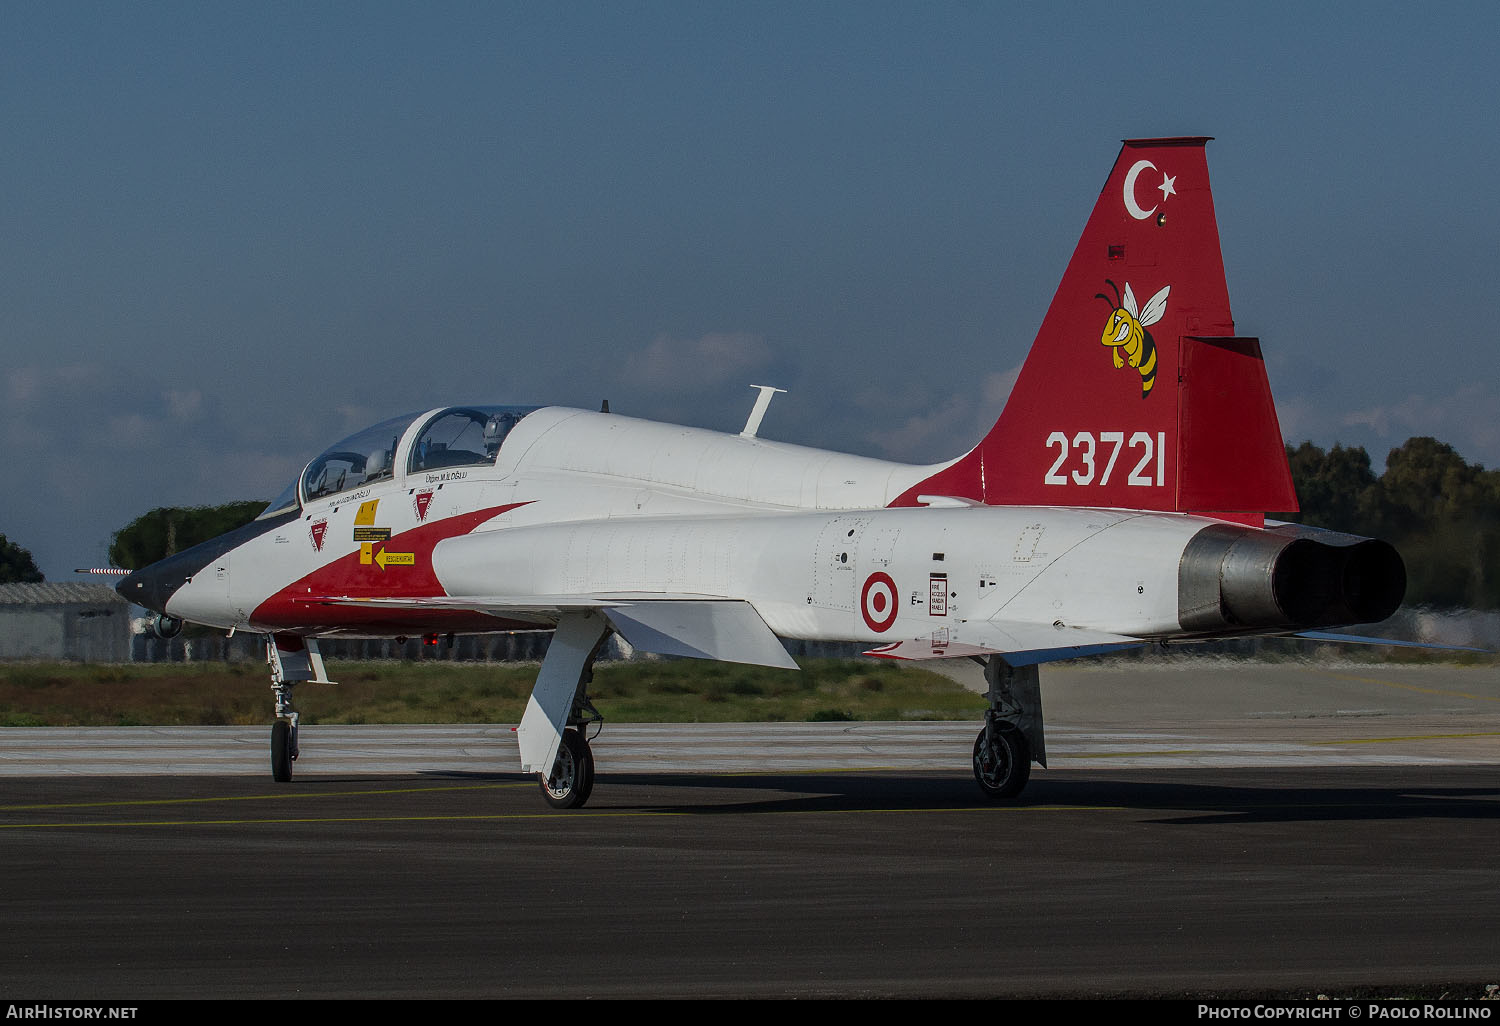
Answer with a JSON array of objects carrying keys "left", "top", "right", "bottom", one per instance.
[{"left": 1096, "top": 279, "right": 1170, "bottom": 398}]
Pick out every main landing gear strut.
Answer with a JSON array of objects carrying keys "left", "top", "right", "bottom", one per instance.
[
  {"left": 520, "top": 612, "right": 612, "bottom": 810},
  {"left": 538, "top": 664, "right": 605, "bottom": 810},
  {"left": 972, "top": 656, "right": 1046, "bottom": 800}
]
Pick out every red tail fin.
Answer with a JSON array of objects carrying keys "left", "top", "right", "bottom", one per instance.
[{"left": 892, "top": 138, "right": 1297, "bottom": 522}]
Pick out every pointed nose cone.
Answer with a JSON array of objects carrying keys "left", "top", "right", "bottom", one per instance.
[
  {"left": 115, "top": 555, "right": 195, "bottom": 615},
  {"left": 112, "top": 509, "right": 299, "bottom": 616}
]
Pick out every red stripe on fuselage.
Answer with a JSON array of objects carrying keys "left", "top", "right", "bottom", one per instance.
[{"left": 249, "top": 502, "right": 531, "bottom": 633}]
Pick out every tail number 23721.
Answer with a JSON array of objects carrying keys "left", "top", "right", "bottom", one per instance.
[{"left": 1044, "top": 430, "right": 1166, "bottom": 487}]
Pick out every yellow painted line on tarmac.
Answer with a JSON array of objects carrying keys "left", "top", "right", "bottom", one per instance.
[
  {"left": 0, "top": 803, "right": 1134, "bottom": 830},
  {"left": 1065, "top": 732, "right": 1499, "bottom": 753},
  {"left": 1057, "top": 732, "right": 1500, "bottom": 758},
  {"left": 1321, "top": 671, "right": 1500, "bottom": 704},
  {"left": 0, "top": 781, "right": 531, "bottom": 813},
  {"left": 1308, "top": 731, "right": 1500, "bottom": 746},
  {"left": 2, "top": 812, "right": 631, "bottom": 829},
  {"left": 1061, "top": 749, "right": 1203, "bottom": 759},
  {"left": 6, "top": 786, "right": 1469, "bottom": 829},
  {"left": 714, "top": 765, "right": 917, "bottom": 777},
  {"left": 724, "top": 803, "right": 1132, "bottom": 817},
  {"left": 9, "top": 795, "right": 1463, "bottom": 829}
]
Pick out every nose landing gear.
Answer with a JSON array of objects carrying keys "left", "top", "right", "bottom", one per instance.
[
  {"left": 271, "top": 715, "right": 298, "bottom": 782},
  {"left": 266, "top": 634, "right": 330, "bottom": 782}
]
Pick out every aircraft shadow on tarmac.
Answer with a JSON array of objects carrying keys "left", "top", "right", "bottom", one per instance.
[{"left": 411, "top": 767, "right": 1500, "bottom": 823}]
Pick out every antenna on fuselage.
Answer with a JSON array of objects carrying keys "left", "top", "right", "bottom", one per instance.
[
  {"left": 601, "top": 399, "right": 610, "bottom": 413},
  {"left": 740, "top": 384, "right": 787, "bottom": 439}
]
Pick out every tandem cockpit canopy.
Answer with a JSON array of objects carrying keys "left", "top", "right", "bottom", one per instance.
[{"left": 257, "top": 405, "right": 540, "bottom": 519}]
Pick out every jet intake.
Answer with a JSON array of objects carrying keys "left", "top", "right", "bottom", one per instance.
[
  {"left": 152, "top": 613, "right": 184, "bottom": 640},
  {"left": 1178, "top": 523, "right": 1405, "bottom": 633}
]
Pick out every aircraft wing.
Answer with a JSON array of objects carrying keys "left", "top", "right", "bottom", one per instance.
[
  {"left": 309, "top": 593, "right": 799, "bottom": 669},
  {"left": 604, "top": 600, "right": 800, "bottom": 668},
  {"left": 864, "top": 621, "right": 1142, "bottom": 666}
]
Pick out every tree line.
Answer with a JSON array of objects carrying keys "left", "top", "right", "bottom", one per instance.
[
  {"left": 0, "top": 535, "right": 43, "bottom": 584},
  {"left": 106, "top": 502, "right": 268, "bottom": 571},
  {"left": 0, "top": 504, "right": 265, "bottom": 584},
  {"left": 1276, "top": 437, "right": 1500, "bottom": 609}
]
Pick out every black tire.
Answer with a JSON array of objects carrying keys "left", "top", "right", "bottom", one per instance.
[
  {"left": 972, "top": 722, "right": 1030, "bottom": 799},
  {"left": 271, "top": 719, "right": 293, "bottom": 782},
  {"left": 539, "top": 729, "right": 594, "bottom": 809}
]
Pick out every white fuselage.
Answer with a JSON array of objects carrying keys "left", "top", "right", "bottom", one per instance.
[{"left": 162, "top": 406, "right": 1210, "bottom": 643}]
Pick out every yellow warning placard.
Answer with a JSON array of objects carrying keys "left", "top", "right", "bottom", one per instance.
[{"left": 375, "top": 550, "right": 414, "bottom": 570}]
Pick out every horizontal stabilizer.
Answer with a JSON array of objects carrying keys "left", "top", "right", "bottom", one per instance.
[
  {"left": 1295, "top": 631, "right": 1490, "bottom": 653},
  {"left": 866, "top": 621, "right": 1140, "bottom": 666}
]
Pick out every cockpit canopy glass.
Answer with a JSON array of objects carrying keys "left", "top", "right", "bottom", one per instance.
[
  {"left": 407, "top": 407, "right": 533, "bottom": 475},
  {"left": 257, "top": 405, "right": 539, "bottom": 519},
  {"left": 258, "top": 478, "right": 301, "bottom": 520},
  {"left": 301, "top": 412, "right": 418, "bottom": 503}
]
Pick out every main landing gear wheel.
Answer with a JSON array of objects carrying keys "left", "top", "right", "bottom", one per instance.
[
  {"left": 973, "top": 721, "right": 1031, "bottom": 800},
  {"left": 271, "top": 719, "right": 295, "bottom": 782},
  {"left": 540, "top": 729, "right": 595, "bottom": 810}
]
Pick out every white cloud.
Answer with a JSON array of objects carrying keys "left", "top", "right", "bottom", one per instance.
[
  {"left": 622, "top": 332, "right": 776, "bottom": 394},
  {"left": 980, "top": 366, "right": 1020, "bottom": 409},
  {"left": 862, "top": 364, "right": 1021, "bottom": 463},
  {"left": 1272, "top": 395, "right": 1328, "bottom": 446},
  {"left": 164, "top": 388, "right": 204, "bottom": 422},
  {"left": 867, "top": 393, "right": 975, "bottom": 463},
  {"left": 1342, "top": 384, "right": 1500, "bottom": 467},
  {"left": 3, "top": 364, "right": 115, "bottom": 451},
  {"left": 104, "top": 413, "right": 158, "bottom": 450},
  {"left": 6, "top": 367, "right": 42, "bottom": 405}
]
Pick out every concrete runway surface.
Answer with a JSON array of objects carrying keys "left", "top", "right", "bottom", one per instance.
[{"left": 2, "top": 659, "right": 1498, "bottom": 998}]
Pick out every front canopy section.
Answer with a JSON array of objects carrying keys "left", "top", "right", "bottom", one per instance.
[
  {"left": 301, "top": 411, "right": 419, "bottom": 503},
  {"left": 256, "top": 405, "right": 542, "bottom": 519}
]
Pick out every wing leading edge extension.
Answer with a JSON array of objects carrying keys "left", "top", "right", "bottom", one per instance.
[{"left": 310, "top": 593, "right": 799, "bottom": 670}]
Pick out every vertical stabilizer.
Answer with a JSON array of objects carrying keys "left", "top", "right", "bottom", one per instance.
[{"left": 892, "top": 138, "right": 1296, "bottom": 521}]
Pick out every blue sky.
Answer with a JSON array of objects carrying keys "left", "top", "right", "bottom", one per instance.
[{"left": 4, "top": 2, "right": 1497, "bottom": 577}]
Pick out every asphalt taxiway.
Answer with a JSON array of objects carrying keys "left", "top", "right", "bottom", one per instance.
[{"left": 3, "top": 660, "right": 1498, "bottom": 998}]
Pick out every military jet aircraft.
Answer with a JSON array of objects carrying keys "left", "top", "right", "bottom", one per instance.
[{"left": 117, "top": 137, "right": 1407, "bottom": 808}]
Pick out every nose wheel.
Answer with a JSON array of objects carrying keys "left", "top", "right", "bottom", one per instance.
[
  {"left": 271, "top": 717, "right": 298, "bottom": 782},
  {"left": 539, "top": 729, "right": 595, "bottom": 809}
]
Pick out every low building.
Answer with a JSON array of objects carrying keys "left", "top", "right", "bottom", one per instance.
[{"left": 0, "top": 583, "right": 131, "bottom": 662}]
